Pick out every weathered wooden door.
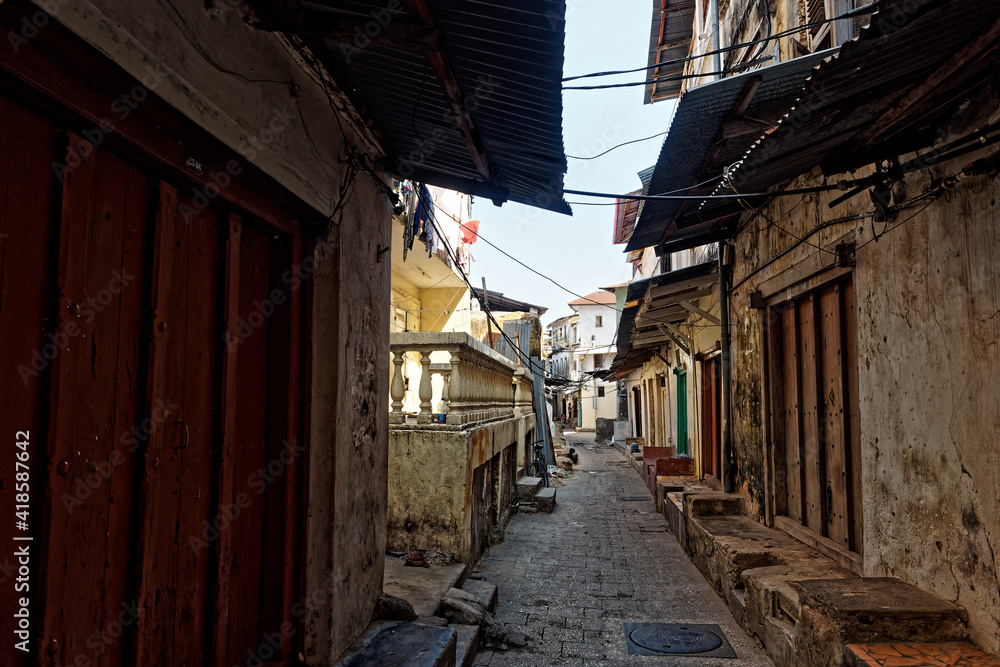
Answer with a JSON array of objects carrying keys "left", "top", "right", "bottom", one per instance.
[
  {"left": 700, "top": 357, "right": 722, "bottom": 479},
  {"left": 767, "top": 276, "right": 862, "bottom": 554},
  {"left": 0, "top": 92, "right": 304, "bottom": 667}
]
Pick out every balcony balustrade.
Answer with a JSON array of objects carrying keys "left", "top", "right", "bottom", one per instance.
[{"left": 389, "top": 332, "right": 533, "bottom": 428}]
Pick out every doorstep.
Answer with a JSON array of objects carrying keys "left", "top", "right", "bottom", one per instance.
[{"left": 383, "top": 557, "right": 468, "bottom": 618}]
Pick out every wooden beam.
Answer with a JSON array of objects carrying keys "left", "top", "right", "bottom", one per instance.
[
  {"left": 656, "top": 325, "right": 691, "bottom": 356},
  {"left": 254, "top": 8, "right": 443, "bottom": 51},
  {"left": 401, "top": 0, "right": 498, "bottom": 189},
  {"left": 649, "top": 280, "right": 716, "bottom": 301},
  {"left": 662, "top": 322, "right": 693, "bottom": 348},
  {"left": 854, "top": 15, "right": 1000, "bottom": 148},
  {"left": 679, "top": 299, "right": 721, "bottom": 325}
]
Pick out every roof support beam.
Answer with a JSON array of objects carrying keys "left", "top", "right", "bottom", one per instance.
[
  {"left": 401, "top": 0, "right": 500, "bottom": 197},
  {"left": 656, "top": 324, "right": 690, "bottom": 356},
  {"left": 679, "top": 299, "right": 721, "bottom": 325},
  {"left": 854, "top": 15, "right": 1000, "bottom": 147}
]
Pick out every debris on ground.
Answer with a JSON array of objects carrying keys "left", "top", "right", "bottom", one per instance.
[
  {"left": 404, "top": 550, "right": 430, "bottom": 568},
  {"left": 373, "top": 592, "right": 417, "bottom": 621}
]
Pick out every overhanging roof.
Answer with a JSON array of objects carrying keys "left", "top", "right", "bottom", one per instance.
[
  {"left": 608, "top": 261, "right": 717, "bottom": 378},
  {"left": 725, "top": 0, "right": 1000, "bottom": 195},
  {"left": 644, "top": 0, "right": 697, "bottom": 103},
  {"left": 257, "top": 0, "right": 571, "bottom": 214},
  {"left": 473, "top": 287, "right": 547, "bottom": 314},
  {"left": 627, "top": 49, "right": 834, "bottom": 251}
]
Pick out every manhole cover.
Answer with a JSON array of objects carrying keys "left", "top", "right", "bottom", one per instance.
[
  {"left": 623, "top": 623, "right": 737, "bottom": 658},
  {"left": 616, "top": 496, "right": 651, "bottom": 501}
]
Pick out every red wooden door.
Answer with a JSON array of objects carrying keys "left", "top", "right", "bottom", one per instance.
[{"left": 0, "top": 92, "right": 304, "bottom": 666}]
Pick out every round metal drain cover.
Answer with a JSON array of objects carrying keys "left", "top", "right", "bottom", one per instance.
[{"left": 629, "top": 624, "right": 723, "bottom": 655}]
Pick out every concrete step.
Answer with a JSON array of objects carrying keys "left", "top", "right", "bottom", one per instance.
[
  {"left": 461, "top": 579, "right": 498, "bottom": 614},
  {"left": 535, "top": 487, "right": 556, "bottom": 513},
  {"left": 336, "top": 621, "right": 457, "bottom": 667},
  {"left": 453, "top": 624, "right": 481, "bottom": 667},
  {"left": 515, "top": 476, "right": 543, "bottom": 503},
  {"left": 844, "top": 640, "right": 1000, "bottom": 667},
  {"left": 383, "top": 557, "right": 467, "bottom": 618},
  {"left": 796, "top": 578, "right": 969, "bottom": 667}
]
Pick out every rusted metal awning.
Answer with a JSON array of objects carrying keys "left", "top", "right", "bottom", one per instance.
[
  {"left": 608, "top": 261, "right": 717, "bottom": 377},
  {"left": 254, "top": 0, "right": 571, "bottom": 214},
  {"left": 627, "top": 49, "right": 834, "bottom": 252},
  {"left": 644, "top": 0, "right": 697, "bottom": 103},
  {"left": 723, "top": 0, "right": 1000, "bottom": 197}
]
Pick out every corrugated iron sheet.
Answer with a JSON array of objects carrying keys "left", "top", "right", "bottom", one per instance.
[
  {"left": 628, "top": 50, "right": 833, "bottom": 251},
  {"left": 644, "top": 0, "right": 697, "bottom": 103},
  {"left": 496, "top": 319, "right": 533, "bottom": 363},
  {"left": 727, "top": 0, "right": 1000, "bottom": 194},
  {"left": 307, "top": 0, "right": 571, "bottom": 213}
]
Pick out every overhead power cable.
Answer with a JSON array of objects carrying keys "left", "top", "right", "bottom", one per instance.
[
  {"left": 566, "top": 130, "right": 668, "bottom": 160},
  {"left": 561, "top": 2, "right": 880, "bottom": 83}
]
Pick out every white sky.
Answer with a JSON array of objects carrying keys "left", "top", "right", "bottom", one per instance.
[{"left": 470, "top": 0, "right": 677, "bottom": 327}]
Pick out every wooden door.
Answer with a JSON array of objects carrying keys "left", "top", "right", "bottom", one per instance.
[
  {"left": 700, "top": 357, "right": 722, "bottom": 479},
  {"left": 0, "top": 92, "right": 305, "bottom": 666},
  {"left": 767, "top": 277, "right": 862, "bottom": 553},
  {"left": 675, "top": 371, "right": 688, "bottom": 455}
]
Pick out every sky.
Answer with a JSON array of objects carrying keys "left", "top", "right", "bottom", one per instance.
[{"left": 469, "top": 0, "right": 677, "bottom": 326}]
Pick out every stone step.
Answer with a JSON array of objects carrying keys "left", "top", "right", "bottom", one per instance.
[
  {"left": 336, "top": 621, "right": 457, "bottom": 667},
  {"left": 535, "top": 487, "right": 556, "bottom": 513},
  {"left": 461, "top": 579, "right": 498, "bottom": 614},
  {"left": 844, "top": 640, "right": 1000, "bottom": 667},
  {"left": 453, "top": 624, "right": 481, "bottom": 667},
  {"left": 515, "top": 476, "right": 543, "bottom": 503},
  {"left": 796, "top": 578, "right": 969, "bottom": 667}
]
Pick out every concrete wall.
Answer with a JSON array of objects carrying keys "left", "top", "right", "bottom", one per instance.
[
  {"left": 42, "top": 1, "right": 394, "bottom": 662},
  {"left": 576, "top": 303, "right": 616, "bottom": 348},
  {"left": 728, "top": 142, "right": 1000, "bottom": 652},
  {"left": 387, "top": 414, "right": 533, "bottom": 564}
]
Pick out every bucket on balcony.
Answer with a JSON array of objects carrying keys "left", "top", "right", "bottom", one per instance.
[{"left": 433, "top": 398, "right": 448, "bottom": 423}]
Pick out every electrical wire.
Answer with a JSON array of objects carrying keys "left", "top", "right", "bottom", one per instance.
[
  {"left": 561, "top": 3, "right": 880, "bottom": 82},
  {"left": 564, "top": 174, "right": 728, "bottom": 206},
  {"left": 564, "top": 183, "right": 840, "bottom": 201},
  {"left": 563, "top": 58, "right": 773, "bottom": 91},
  {"left": 565, "top": 130, "right": 668, "bottom": 160}
]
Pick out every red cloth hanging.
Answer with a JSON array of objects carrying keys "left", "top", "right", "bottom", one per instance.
[{"left": 459, "top": 219, "right": 480, "bottom": 244}]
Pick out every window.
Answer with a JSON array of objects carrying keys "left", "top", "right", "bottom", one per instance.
[
  {"left": 595, "top": 315, "right": 603, "bottom": 327},
  {"left": 598, "top": 387, "right": 605, "bottom": 397}
]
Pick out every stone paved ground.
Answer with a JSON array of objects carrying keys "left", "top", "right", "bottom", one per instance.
[{"left": 473, "top": 432, "right": 774, "bottom": 667}]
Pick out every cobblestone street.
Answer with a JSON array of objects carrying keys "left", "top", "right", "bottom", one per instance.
[{"left": 474, "top": 433, "right": 774, "bottom": 667}]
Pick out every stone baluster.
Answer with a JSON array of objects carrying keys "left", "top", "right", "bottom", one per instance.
[
  {"left": 418, "top": 350, "right": 433, "bottom": 424},
  {"left": 447, "top": 348, "right": 464, "bottom": 425},
  {"left": 390, "top": 350, "right": 405, "bottom": 424}
]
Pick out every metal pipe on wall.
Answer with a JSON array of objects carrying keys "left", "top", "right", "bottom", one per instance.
[
  {"left": 708, "top": 0, "right": 722, "bottom": 81},
  {"left": 719, "top": 241, "right": 735, "bottom": 493}
]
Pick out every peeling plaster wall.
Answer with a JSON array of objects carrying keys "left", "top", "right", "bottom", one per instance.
[
  {"left": 308, "top": 177, "right": 392, "bottom": 663},
  {"left": 729, "top": 147, "right": 1000, "bottom": 652},
  {"left": 387, "top": 414, "right": 532, "bottom": 564}
]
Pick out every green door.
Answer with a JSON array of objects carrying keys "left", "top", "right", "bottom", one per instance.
[{"left": 674, "top": 369, "right": 687, "bottom": 455}]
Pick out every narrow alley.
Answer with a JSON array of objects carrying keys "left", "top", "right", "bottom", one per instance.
[{"left": 474, "top": 433, "right": 773, "bottom": 667}]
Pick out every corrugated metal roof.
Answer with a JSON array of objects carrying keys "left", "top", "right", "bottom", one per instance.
[
  {"left": 727, "top": 0, "right": 1000, "bottom": 194},
  {"left": 627, "top": 50, "right": 834, "bottom": 251},
  {"left": 473, "top": 287, "right": 547, "bottom": 314},
  {"left": 608, "top": 261, "right": 717, "bottom": 376},
  {"left": 644, "top": 0, "right": 697, "bottom": 103},
  {"left": 293, "top": 0, "right": 571, "bottom": 214}
]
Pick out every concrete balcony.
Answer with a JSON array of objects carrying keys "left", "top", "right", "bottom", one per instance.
[{"left": 387, "top": 332, "right": 538, "bottom": 564}]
